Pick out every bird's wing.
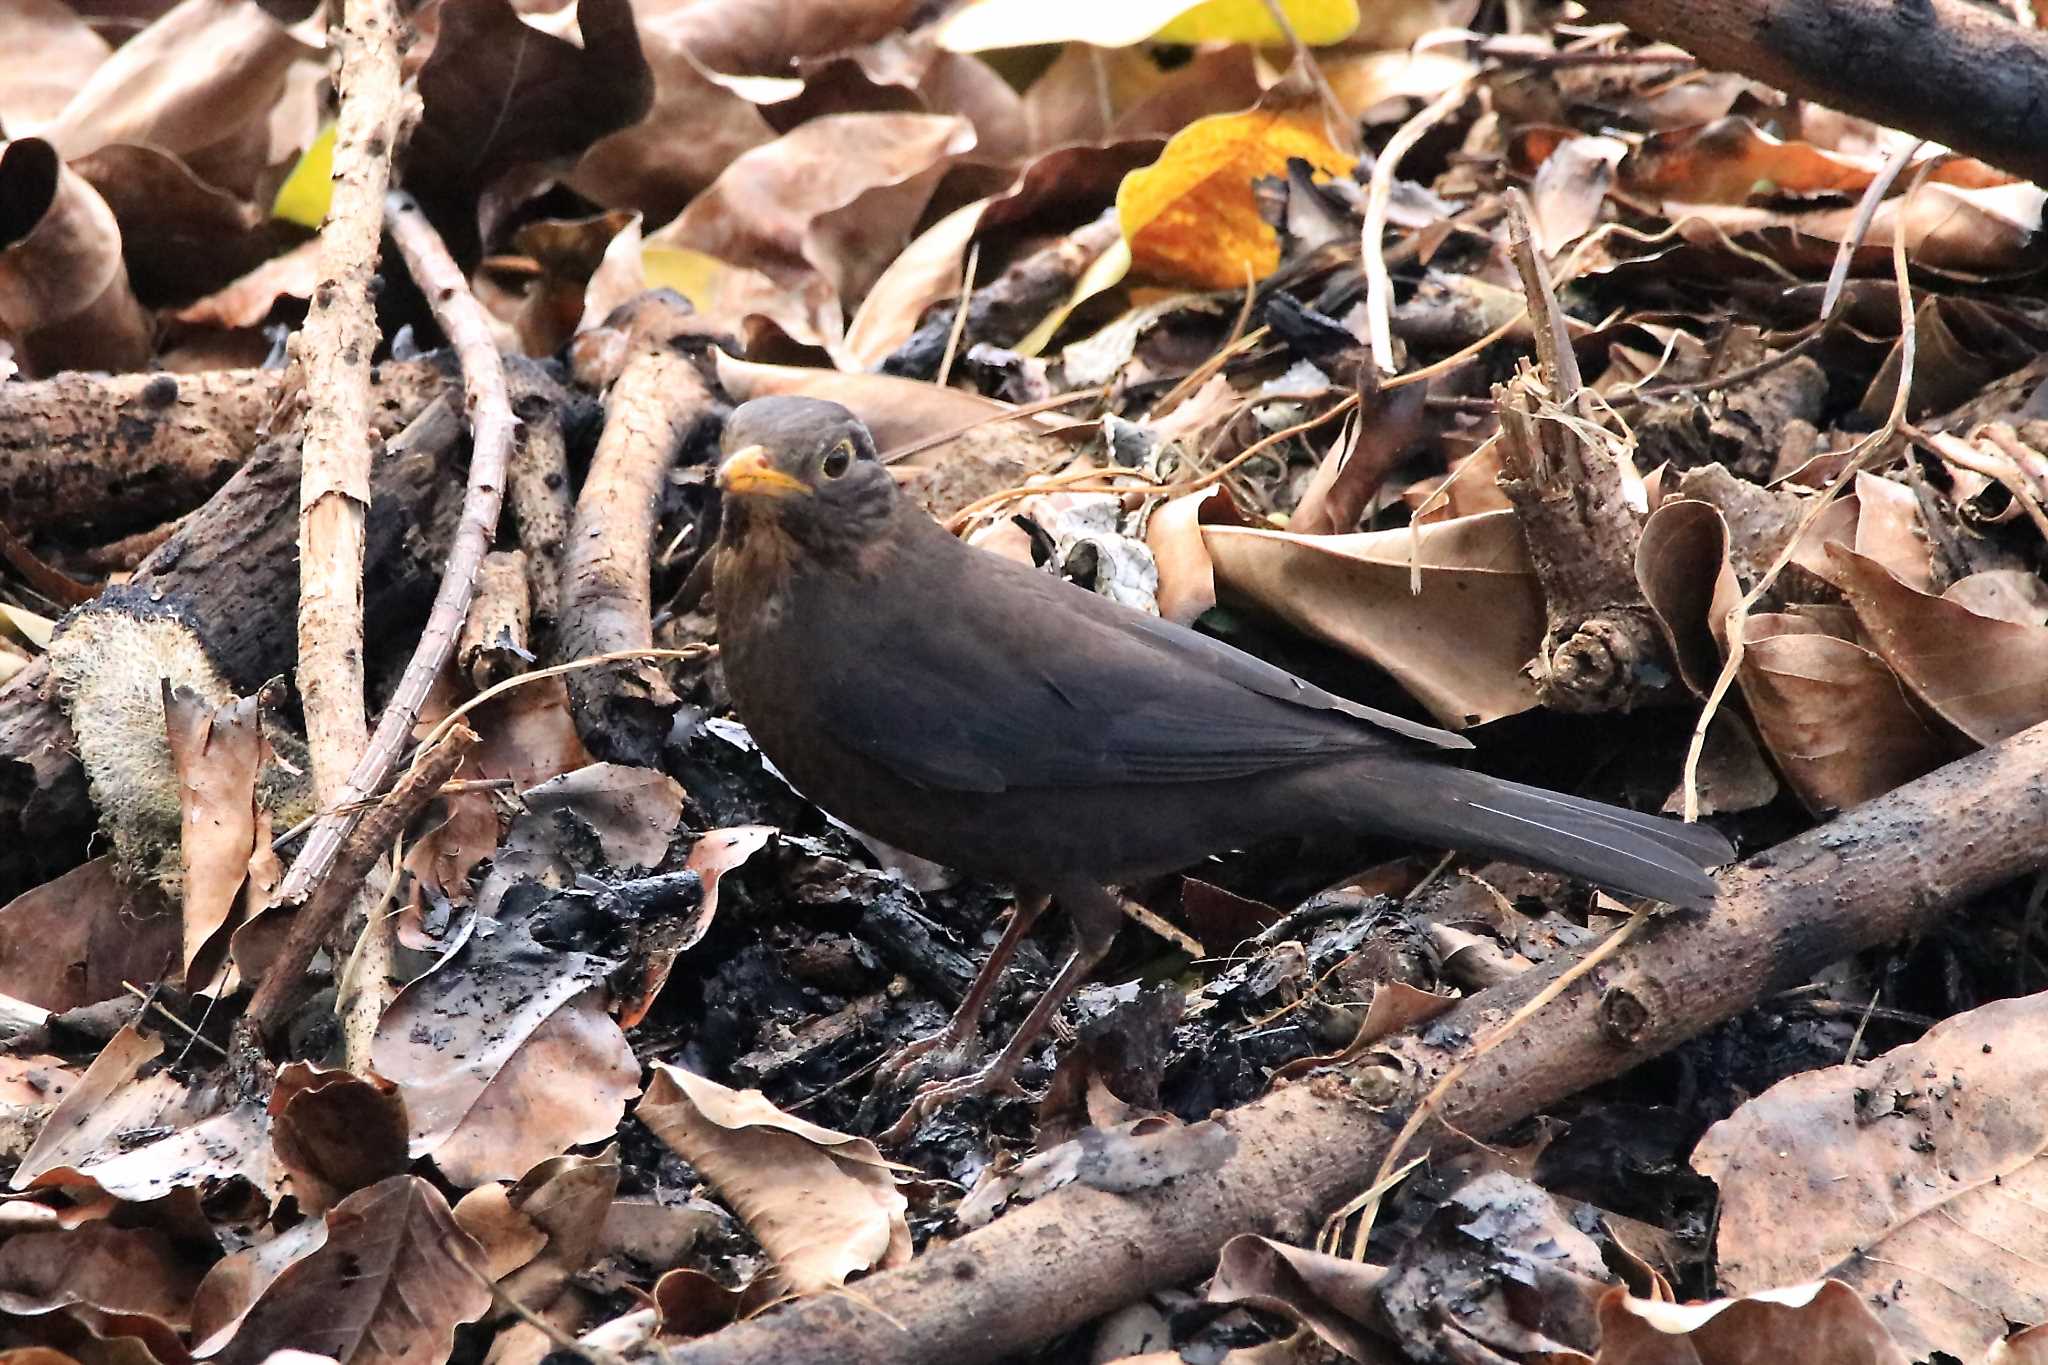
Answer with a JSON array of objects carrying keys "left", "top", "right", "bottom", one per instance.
[{"left": 803, "top": 534, "right": 1469, "bottom": 795}]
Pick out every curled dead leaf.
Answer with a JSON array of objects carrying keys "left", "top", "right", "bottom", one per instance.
[
  {"left": 1596, "top": 1280, "right": 1908, "bottom": 1364},
  {"left": 205, "top": 1176, "right": 491, "bottom": 1365},
  {"left": 644, "top": 112, "right": 977, "bottom": 350},
  {"left": 0, "top": 139, "right": 151, "bottom": 375},
  {"left": 1117, "top": 92, "right": 1353, "bottom": 289},
  {"left": 1824, "top": 544, "right": 2048, "bottom": 744},
  {"left": 637, "top": 1063, "right": 910, "bottom": 1296},
  {"left": 1208, "top": 1235, "right": 1387, "bottom": 1363},
  {"left": 618, "top": 824, "right": 775, "bottom": 1029},
  {"left": 1194, "top": 509, "right": 1543, "bottom": 728}
]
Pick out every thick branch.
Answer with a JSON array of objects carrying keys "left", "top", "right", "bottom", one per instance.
[
  {"left": 558, "top": 324, "right": 714, "bottom": 766},
  {"left": 667, "top": 719, "right": 2048, "bottom": 1365},
  {"left": 1580, "top": 0, "right": 2048, "bottom": 187},
  {"left": 0, "top": 360, "right": 445, "bottom": 543}
]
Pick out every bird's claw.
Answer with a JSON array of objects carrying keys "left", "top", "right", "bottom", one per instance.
[
  {"left": 876, "top": 1064, "right": 1026, "bottom": 1144},
  {"left": 872, "top": 1028, "right": 976, "bottom": 1094}
]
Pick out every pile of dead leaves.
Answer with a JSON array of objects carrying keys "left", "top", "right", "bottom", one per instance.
[{"left": 5, "top": 0, "right": 2048, "bottom": 1361}]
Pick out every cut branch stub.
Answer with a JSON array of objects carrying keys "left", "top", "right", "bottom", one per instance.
[{"left": 1495, "top": 371, "right": 1673, "bottom": 713}]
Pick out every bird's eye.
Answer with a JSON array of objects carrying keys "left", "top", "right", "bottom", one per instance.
[{"left": 820, "top": 441, "right": 854, "bottom": 478}]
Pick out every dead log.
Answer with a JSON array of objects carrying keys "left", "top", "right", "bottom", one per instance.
[
  {"left": 0, "top": 400, "right": 462, "bottom": 900},
  {"left": 1581, "top": 0, "right": 2048, "bottom": 187},
  {"left": 0, "top": 358, "right": 448, "bottom": 539},
  {"left": 665, "top": 718, "right": 2048, "bottom": 1365}
]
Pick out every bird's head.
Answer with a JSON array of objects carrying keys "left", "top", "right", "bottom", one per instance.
[{"left": 716, "top": 397, "right": 899, "bottom": 559}]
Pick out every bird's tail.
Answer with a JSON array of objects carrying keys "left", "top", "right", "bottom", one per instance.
[{"left": 1355, "top": 763, "right": 1734, "bottom": 908}]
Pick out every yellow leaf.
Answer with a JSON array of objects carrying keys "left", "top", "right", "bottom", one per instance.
[
  {"left": 271, "top": 122, "right": 334, "bottom": 228},
  {"left": 1117, "top": 105, "right": 1352, "bottom": 289},
  {"left": 1154, "top": 0, "right": 1359, "bottom": 45},
  {"left": 938, "top": 0, "right": 1356, "bottom": 51}
]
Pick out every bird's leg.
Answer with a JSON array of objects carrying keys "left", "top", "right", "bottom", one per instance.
[
  {"left": 878, "top": 883, "right": 1121, "bottom": 1143},
  {"left": 872, "top": 891, "right": 1048, "bottom": 1091}
]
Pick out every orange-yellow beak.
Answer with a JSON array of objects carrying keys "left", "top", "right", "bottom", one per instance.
[{"left": 717, "top": 445, "right": 810, "bottom": 499}]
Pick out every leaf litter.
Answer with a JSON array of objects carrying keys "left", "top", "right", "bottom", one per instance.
[{"left": 6, "top": 0, "right": 2048, "bottom": 1361}]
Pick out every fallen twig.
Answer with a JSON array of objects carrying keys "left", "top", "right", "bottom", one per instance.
[
  {"left": 273, "top": 191, "right": 515, "bottom": 914},
  {"left": 295, "top": 0, "right": 410, "bottom": 806}
]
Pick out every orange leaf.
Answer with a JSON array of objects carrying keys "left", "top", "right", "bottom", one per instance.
[{"left": 1118, "top": 103, "right": 1351, "bottom": 289}]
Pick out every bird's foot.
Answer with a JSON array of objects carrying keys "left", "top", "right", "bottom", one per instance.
[
  {"left": 871, "top": 1027, "right": 979, "bottom": 1095},
  {"left": 876, "top": 1063, "right": 1027, "bottom": 1145}
]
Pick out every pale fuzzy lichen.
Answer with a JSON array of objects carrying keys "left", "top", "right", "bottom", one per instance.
[{"left": 45, "top": 601, "right": 312, "bottom": 896}]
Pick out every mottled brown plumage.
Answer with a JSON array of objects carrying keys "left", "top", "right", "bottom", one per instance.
[{"left": 712, "top": 397, "right": 1731, "bottom": 1138}]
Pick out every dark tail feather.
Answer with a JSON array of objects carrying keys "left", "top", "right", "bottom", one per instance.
[{"left": 1361, "top": 765, "right": 1734, "bottom": 908}]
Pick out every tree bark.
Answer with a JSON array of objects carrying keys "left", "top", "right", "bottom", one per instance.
[{"left": 666, "top": 717, "right": 2048, "bottom": 1365}]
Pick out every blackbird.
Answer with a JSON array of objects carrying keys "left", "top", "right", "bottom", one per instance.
[{"left": 712, "top": 396, "right": 1732, "bottom": 1138}]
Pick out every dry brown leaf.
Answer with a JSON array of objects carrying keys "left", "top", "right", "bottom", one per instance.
[
  {"left": 618, "top": 824, "right": 775, "bottom": 1028},
  {"left": 0, "top": 856, "right": 178, "bottom": 1013},
  {"left": 1528, "top": 133, "right": 1626, "bottom": 254},
  {"left": 1946, "top": 570, "right": 2048, "bottom": 625},
  {"left": 403, "top": 790, "right": 502, "bottom": 916},
  {"left": 1019, "top": 44, "right": 1172, "bottom": 150},
  {"left": 0, "top": 0, "right": 110, "bottom": 132},
  {"left": 1207, "top": 1235, "right": 1388, "bottom": 1363},
  {"left": 1739, "top": 614, "right": 1955, "bottom": 812},
  {"left": 491, "top": 1148, "right": 621, "bottom": 1313},
  {"left": 1669, "top": 181, "right": 2045, "bottom": 276},
  {"left": 205, "top": 1176, "right": 491, "bottom": 1365},
  {"left": 1270, "top": 981, "right": 1454, "bottom": 1082},
  {"left": 172, "top": 234, "right": 322, "bottom": 329},
  {"left": 1595, "top": 1280, "right": 1908, "bottom": 1364},
  {"left": 269, "top": 1063, "right": 409, "bottom": 1216},
  {"left": 1694, "top": 991, "right": 2048, "bottom": 1360},
  {"left": 37, "top": 0, "right": 306, "bottom": 164},
  {"left": 189, "top": 1217, "right": 329, "bottom": 1356},
  {"left": 1117, "top": 86, "right": 1353, "bottom": 289},
  {"left": 1636, "top": 498, "right": 1744, "bottom": 696},
  {"left": 69, "top": 142, "right": 278, "bottom": 308},
  {"left": 407, "top": 0, "right": 652, "bottom": 239},
  {"left": 67, "top": 1101, "right": 271, "bottom": 1204},
  {"left": 1195, "top": 510, "right": 1543, "bottom": 728},
  {"left": 0, "top": 1223, "right": 203, "bottom": 1328},
  {"left": 637, "top": 1063, "right": 911, "bottom": 1296},
  {"left": 1322, "top": 48, "right": 1473, "bottom": 121},
  {"left": 839, "top": 197, "right": 987, "bottom": 369},
  {"left": 1639, "top": 500, "right": 1949, "bottom": 810},
  {"left": 1290, "top": 384, "right": 1429, "bottom": 536},
  {"left": 1989, "top": 1324, "right": 2048, "bottom": 1364},
  {"left": 163, "top": 686, "right": 266, "bottom": 992},
  {"left": 373, "top": 949, "right": 636, "bottom": 1188},
  {"left": 937, "top": 0, "right": 1361, "bottom": 50},
  {"left": 644, "top": 112, "right": 976, "bottom": 350},
  {"left": 1824, "top": 543, "right": 2048, "bottom": 743},
  {"left": 450, "top": 1182, "right": 548, "bottom": 1284},
  {"left": 571, "top": 51, "right": 775, "bottom": 226},
  {"left": 13, "top": 1025, "right": 172, "bottom": 1189},
  {"left": 516, "top": 762, "right": 684, "bottom": 872},
  {"left": 0, "top": 139, "right": 152, "bottom": 376}
]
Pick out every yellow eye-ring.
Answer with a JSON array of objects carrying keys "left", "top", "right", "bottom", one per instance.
[{"left": 821, "top": 441, "right": 855, "bottom": 478}]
